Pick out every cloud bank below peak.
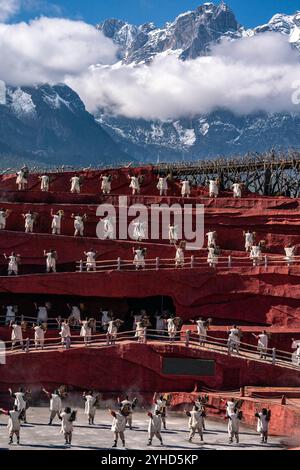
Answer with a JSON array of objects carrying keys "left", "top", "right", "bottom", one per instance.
[
  {"left": 0, "top": 14, "right": 299, "bottom": 120},
  {"left": 67, "top": 33, "right": 300, "bottom": 120}
]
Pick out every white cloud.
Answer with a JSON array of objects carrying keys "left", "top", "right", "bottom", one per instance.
[
  {"left": 0, "top": 16, "right": 298, "bottom": 120},
  {"left": 0, "top": 0, "right": 20, "bottom": 21},
  {"left": 0, "top": 17, "right": 117, "bottom": 85},
  {"left": 66, "top": 33, "right": 300, "bottom": 119}
]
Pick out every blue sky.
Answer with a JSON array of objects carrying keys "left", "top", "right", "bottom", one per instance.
[{"left": 13, "top": 1, "right": 300, "bottom": 27}]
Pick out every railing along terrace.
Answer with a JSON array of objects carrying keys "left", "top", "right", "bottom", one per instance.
[
  {"left": 76, "top": 255, "right": 300, "bottom": 273},
  {"left": 2, "top": 328, "right": 300, "bottom": 371}
]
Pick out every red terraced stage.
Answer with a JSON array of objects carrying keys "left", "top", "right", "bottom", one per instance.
[{"left": 0, "top": 165, "right": 300, "bottom": 441}]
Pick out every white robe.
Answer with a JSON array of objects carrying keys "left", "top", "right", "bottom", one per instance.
[
  {"left": 148, "top": 415, "right": 162, "bottom": 434},
  {"left": 175, "top": 248, "right": 184, "bottom": 265},
  {"left": 60, "top": 324, "right": 71, "bottom": 338},
  {"left": 52, "top": 214, "right": 62, "bottom": 233},
  {"left": 257, "top": 413, "right": 269, "bottom": 433},
  {"left": 37, "top": 306, "right": 48, "bottom": 323},
  {"left": 74, "top": 216, "right": 84, "bottom": 234},
  {"left": 8, "top": 256, "right": 18, "bottom": 273},
  {"left": 101, "top": 177, "right": 111, "bottom": 194},
  {"left": 209, "top": 180, "right": 219, "bottom": 197},
  {"left": 129, "top": 177, "right": 140, "bottom": 192},
  {"left": 70, "top": 177, "right": 80, "bottom": 193},
  {"left": 157, "top": 178, "right": 168, "bottom": 193},
  {"left": 107, "top": 321, "right": 117, "bottom": 338},
  {"left": 24, "top": 214, "right": 34, "bottom": 232},
  {"left": 134, "top": 250, "right": 145, "bottom": 268},
  {"left": 7, "top": 410, "right": 21, "bottom": 433},
  {"left": 34, "top": 326, "right": 45, "bottom": 342},
  {"left": 189, "top": 411, "right": 203, "bottom": 430},
  {"left": 84, "top": 395, "right": 97, "bottom": 416},
  {"left": 0, "top": 211, "right": 7, "bottom": 229},
  {"left": 181, "top": 181, "right": 191, "bottom": 197},
  {"left": 40, "top": 175, "right": 50, "bottom": 191},
  {"left": 80, "top": 321, "right": 92, "bottom": 338},
  {"left": 60, "top": 412, "right": 73, "bottom": 434},
  {"left": 257, "top": 334, "right": 268, "bottom": 351},
  {"left": 245, "top": 233, "right": 254, "bottom": 250},
  {"left": 284, "top": 247, "right": 295, "bottom": 263},
  {"left": 206, "top": 232, "right": 217, "bottom": 247},
  {"left": 169, "top": 225, "right": 178, "bottom": 243},
  {"left": 5, "top": 306, "right": 15, "bottom": 323},
  {"left": 228, "top": 414, "right": 239, "bottom": 434},
  {"left": 232, "top": 183, "right": 242, "bottom": 198},
  {"left": 45, "top": 252, "right": 56, "bottom": 271},
  {"left": 86, "top": 252, "right": 96, "bottom": 270},
  {"left": 16, "top": 171, "right": 27, "bottom": 186},
  {"left": 207, "top": 247, "right": 218, "bottom": 265},
  {"left": 167, "top": 318, "right": 177, "bottom": 336},
  {"left": 50, "top": 394, "right": 62, "bottom": 412},
  {"left": 111, "top": 412, "right": 126, "bottom": 433},
  {"left": 14, "top": 392, "right": 26, "bottom": 411},
  {"left": 11, "top": 325, "right": 23, "bottom": 342}
]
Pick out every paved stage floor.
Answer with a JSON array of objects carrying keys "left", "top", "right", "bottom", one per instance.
[{"left": 0, "top": 408, "right": 285, "bottom": 451}]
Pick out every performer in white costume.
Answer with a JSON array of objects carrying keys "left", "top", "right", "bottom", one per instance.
[
  {"left": 68, "top": 304, "right": 81, "bottom": 325},
  {"left": 16, "top": 167, "right": 28, "bottom": 191},
  {"left": 110, "top": 409, "right": 127, "bottom": 448},
  {"left": 181, "top": 180, "right": 191, "bottom": 198},
  {"left": 284, "top": 245, "right": 296, "bottom": 266},
  {"left": 33, "top": 324, "right": 45, "bottom": 349},
  {"left": 206, "top": 230, "right": 217, "bottom": 248},
  {"left": 153, "top": 393, "right": 169, "bottom": 430},
  {"left": 0, "top": 406, "right": 22, "bottom": 445},
  {"left": 0, "top": 208, "right": 11, "bottom": 230},
  {"left": 22, "top": 211, "right": 36, "bottom": 233},
  {"left": 72, "top": 213, "right": 87, "bottom": 237},
  {"left": 227, "top": 409, "right": 241, "bottom": 444},
  {"left": 232, "top": 182, "right": 242, "bottom": 198},
  {"left": 135, "top": 321, "right": 146, "bottom": 343},
  {"left": 255, "top": 408, "right": 271, "bottom": 444},
  {"left": 250, "top": 245, "right": 262, "bottom": 266},
  {"left": 83, "top": 391, "right": 101, "bottom": 425},
  {"left": 157, "top": 176, "right": 168, "bottom": 196},
  {"left": 8, "top": 387, "right": 28, "bottom": 423},
  {"left": 58, "top": 320, "right": 71, "bottom": 348},
  {"left": 39, "top": 175, "right": 50, "bottom": 192},
  {"left": 252, "top": 330, "right": 269, "bottom": 359},
  {"left": 118, "top": 396, "right": 138, "bottom": 430},
  {"left": 129, "top": 176, "right": 141, "bottom": 195},
  {"left": 209, "top": 180, "right": 219, "bottom": 198},
  {"left": 10, "top": 321, "right": 24, "bottom": 350},
  {"left": 169, "top": 224, "right": 178, "bottom": 245},
  {"left": 4, "top": 305, "right": 16, "bottom": 324},
  {"left": 44, "top": 250, "right": 57, "bottom": 273},
  {"left": 147, "top": 411, "right": 164, "bottom": 446},
  {"left": 186, "top": 405, "right": 204, "bottom": 443},
  {"left": 166, "top": 317, "right": 177, "bottom": 343},
  {"left": 133, "top": 247, "right": 146, "bottom": 270},
  {"left": 42, "top": 388, "right": 63, "bottom": 425},
  {"left": 4, "top": 252, "right": 20, "bottom": 275},
  {"left": 227, "top": 326, "right": 241, "bottom": 355},
  {"left": 70, "top": 175, "right": 81, "bottom": 194},
  {"left": 207, "top": 245, "right": 218, "bottom": 268},
  {"left": 80, "top": 319, "right": 92, "bottom": 346},
  {"left": 132, "top": 220, "right": 147, "bottom": 241},
  {"left": 175, "top": 241, "right": 185, "bottom": 268},
  {"left": 59, "top": 407, "right": 76, "bottom": 446},
  {"left": 100, "top": 175, "right": 112, "bottom": 195},
  {"left": 102, "top": 216, "right": 115, "bottom": 240},
  {"left": 244, "top": 230, "right": 255, "bottom": 253},
  {"left": 51, "top": 209, "right": 64, "bottom": 235},
  {"left": 84, "top": 249, "right": 97, "bottom": 272}
]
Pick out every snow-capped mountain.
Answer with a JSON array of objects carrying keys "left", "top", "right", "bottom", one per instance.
[
  {"left": 0, "top": 83, "right": 128, "bottom": 167},
  {"left": 97, "top": 2, "right": 240, "bottom": 63},
  {"left": 96, "top": 3, "right": 300, "bottom": 162}
]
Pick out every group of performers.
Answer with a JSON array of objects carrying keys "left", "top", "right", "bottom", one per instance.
[
  {"left": 0, "top": 388, "right": 271, "bottom": 448},
  {"left": 14, "top": 166, "right": 245, "bottom": 199}
]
